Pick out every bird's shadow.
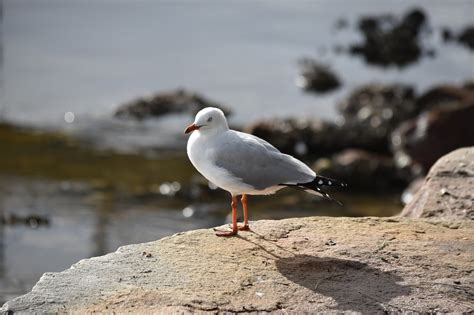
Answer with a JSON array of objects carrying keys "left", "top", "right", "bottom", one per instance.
[{"left": 238, "top": 233, "right": 412, "bottom": 313}]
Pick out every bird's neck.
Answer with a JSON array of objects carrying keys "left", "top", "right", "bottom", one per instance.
[{"left": 200, "top": 125, "right": 229, "bottom": 138}]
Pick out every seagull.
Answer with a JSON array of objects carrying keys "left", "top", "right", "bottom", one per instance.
[{"left": 185, "top": 107, "right": 347, "bottom": 237}]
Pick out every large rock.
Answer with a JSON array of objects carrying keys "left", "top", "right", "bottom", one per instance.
[
  {"left": 114, "top": 89, "right": 231, "bottom": 120},
  {"left": 347, "top": 8, "right": 431, "bottom": 67},
  {"left": 2, "top": 217, "right": 473, "bottom": 314},
  {"left": 392, "top": 85, "right": 474, "bottom": 171},
  {"left": 337, "top": 84, "right": 417, "bottom": 134},
  {"left": 245, "top": 118, "right": 390, "bottom": 159},
  {"left": 400, "top": 147, "right": 474, "bottom": 220},
  {"left": 246, "top": 84, "right": 419, "bottom": 158},
  {"left": 313, "top": 149, "right": 413, "bottom": 191}
]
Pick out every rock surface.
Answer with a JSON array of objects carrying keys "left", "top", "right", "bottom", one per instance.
[
  {"left": 400, "top": 147, "right": 474, "bottom": 220},
  {"left": 3, "top": 217, "right": 473, "bottom": 314}
]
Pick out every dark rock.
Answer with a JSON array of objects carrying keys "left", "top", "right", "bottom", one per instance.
[
  {"left": 0, "top": 213, "right": 50, "bottom": 228},
  {"left": 400, "top": 147, "right": 474, "bottom": 219},
  {"left": 441, "top": 27, "right": 454, "bottom": 42},
  {"left": 114, "top": 89, "right": 230, "bottom": 120},
  {"left": 391, "top": 85, "right": 474, "bottom": 171},
  {"left": 296, "top": 58, "right": 341, "bottom": 93},
  {"left": 457, "top": 26, "right": 474, "bottom": 50},
  {"left": 440, "top": 25, "right": 474, "bottom": 51},
  {"left": 337, "top": 84, "right": 417, "bottom": 138},
  {"left": 245, "top": 118, "right": 390, "bottom": 158},
  {"left": 313, "top": 149, "right": 413, "bottom": 191},
  {"left": 416, "top": 84, "right": 474, "bottom": 109},
  {"left": 246, "top": 84, "right": 420, "bottom": 158},
  {"left": 348, "top": 8, "right": 431, "bottom": 67}
]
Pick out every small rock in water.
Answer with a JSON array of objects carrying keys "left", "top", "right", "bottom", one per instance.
[
  {"left": 443, "top": 25, "right": 474, "bottom": 50},
  {"left": 345, "top": 8, "right": 431, "bottom": 67},
  {"left": 114, "top": 89, "right": 231, "bottom": 120},
  {"left": 458, "top": 26, "right": 474, "bottom": 50},
  {"left": 296, "top": 58, "right": 341, "bottom": 93}
]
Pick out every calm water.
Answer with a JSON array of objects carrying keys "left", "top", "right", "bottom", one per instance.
[
  {"left": 2, "top": 0, "right": 473, "bottom": 147},
  {"left": 0, "top": 0, "right": 473, "bottom": 303}
]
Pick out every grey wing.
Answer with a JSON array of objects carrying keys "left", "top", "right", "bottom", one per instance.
[
  {"left": 213, "top": 131, "right": 315, "bottom": 190},
  {"left": 233, "top": 131, "right": 281, "bottom": 154}
]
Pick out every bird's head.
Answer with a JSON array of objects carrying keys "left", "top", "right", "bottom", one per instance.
[{"left": 184, "top": 107, "right": 229, "bottom": 135}]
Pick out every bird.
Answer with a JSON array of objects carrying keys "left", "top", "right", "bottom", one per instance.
[{"left": 185, "top": 107, "right": 347, "bottom": 237}]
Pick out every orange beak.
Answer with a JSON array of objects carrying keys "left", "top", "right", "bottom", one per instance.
[{"left": 184, "top": 123, "right": 200, "bottom": 134}]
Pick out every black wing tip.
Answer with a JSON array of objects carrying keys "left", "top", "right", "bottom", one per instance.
[
  {"left": 280, "top": 176, "right": 346, "bottom": 206},
  {"left": 310, "top": 175, "right": 348, "bottom": 188},
  {"left": 315, "top": 186, "right": 344, "bottom": 206}
]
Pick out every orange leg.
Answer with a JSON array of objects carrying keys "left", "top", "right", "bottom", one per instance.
[
  {"left": 215, "top": 196, "right": 238, "bottom": 237},
  {"left": 238, "top": 194, "right": 250, "bottom": 231}
]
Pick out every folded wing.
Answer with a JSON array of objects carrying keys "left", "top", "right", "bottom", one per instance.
[{"left": 212, "top": 131, "right": 315, "bottom": 190}]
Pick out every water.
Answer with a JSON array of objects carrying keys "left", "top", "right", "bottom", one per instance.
[
  {"left": 2, "top": 1, "right": 473, "bottom": 142},
  {"left": 0, "top": 0, "right": 473, "bottom": 304}
]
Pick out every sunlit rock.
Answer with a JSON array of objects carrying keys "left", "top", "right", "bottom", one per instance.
[{"left": 2, "top": 217, "right": 472, "bottom": 313}]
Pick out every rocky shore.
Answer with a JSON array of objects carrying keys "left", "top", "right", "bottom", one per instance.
[
  {"left": 2, "top": 216, "right": 472, "bottom": 314},
  {"left": 2, "top": 148, "right": 473, "bottom": 314}
]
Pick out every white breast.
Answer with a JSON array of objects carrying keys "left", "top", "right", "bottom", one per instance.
[{"left": 186, "top": 131, "right": 254, "bottom": 195}]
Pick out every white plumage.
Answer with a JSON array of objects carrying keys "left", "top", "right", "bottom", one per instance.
[{"left": 185, "top": 107, "right": 346, "bottom": 236}]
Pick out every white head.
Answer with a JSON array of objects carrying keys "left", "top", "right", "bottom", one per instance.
[{"left": 185, "top": 107, "right": 229, "bottom": 135}]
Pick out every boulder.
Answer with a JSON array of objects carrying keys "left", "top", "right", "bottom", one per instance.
[
  {"left": 391, "top": 86, "right": 474, "bottom": 171},
  {"left": 114, "top": 89, "right": 231, "bottom": 120},
  {"left": 246, "top": 84, "right": 419, "bottom": 157},
  {"left": 415, "top": 83, "right": 474, "bottom": 109},
  {"left": 296, "top": 58, "right": 341, "bottom": 93},
  {"left": 400, "top": 147, "right": 474, "bottom": 220},
  {"left": 458, "top": 26, "right": 474, "bottom": 50},
  {"left": 313, "top": 149, "right": 413, "bottom": 191},
  {"left": 245, "top": 118, "right": 390, "bottom": 159},
  {"left": 2, "top": 217, "right": 472, "bottom": 313},
  {"left": 348, "top": 8, "right": 431, "bottom": 67},
  {"left": 337, "top": 84, "right": 418, "bottom": 147}
]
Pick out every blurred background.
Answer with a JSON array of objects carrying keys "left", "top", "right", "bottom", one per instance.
[{"left": 0, "top": 0, "right": 473, "bottom": 302}]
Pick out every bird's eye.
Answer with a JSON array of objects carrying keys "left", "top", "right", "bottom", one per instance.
[{"left": 207, "top": 117, "right": 213, "bottom": 122}]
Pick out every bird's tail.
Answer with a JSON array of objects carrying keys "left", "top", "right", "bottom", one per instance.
[{"left": 282, "top": 175, "right": 347, "bottom": 206}]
